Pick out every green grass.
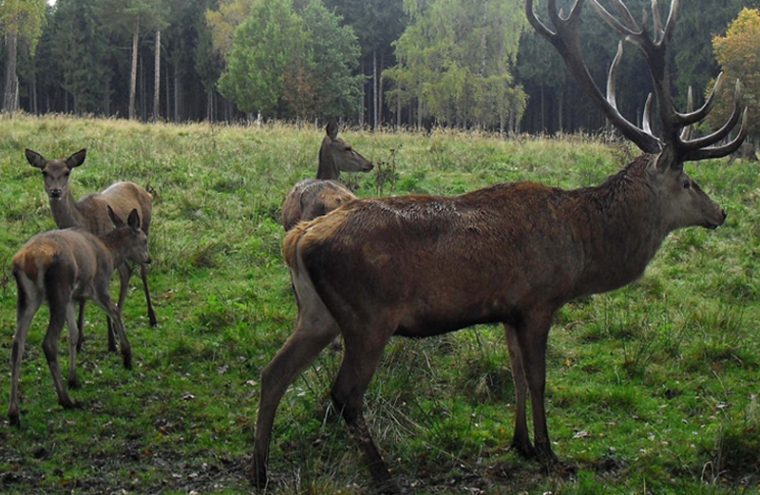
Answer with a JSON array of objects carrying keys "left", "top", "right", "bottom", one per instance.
[{"left": 0, "top": 114, "right": 758, "bottom": 494}]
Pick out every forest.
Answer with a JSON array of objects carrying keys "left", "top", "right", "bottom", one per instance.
[{"left": 1, "top": 0, "right": 758, "bottom": 138}]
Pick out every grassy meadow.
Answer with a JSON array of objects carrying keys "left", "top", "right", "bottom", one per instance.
[{"left": 0, "top": 114, "right": 758, "bottom": 494}]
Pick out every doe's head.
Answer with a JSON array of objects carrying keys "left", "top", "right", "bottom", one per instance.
[
  {"left": 25, "top": 148, "right": 87, "bottom": 201},
  {"left": 319, "top": 122, "right": 373, "bottom": 177},
  {"left": 107, "top": 206, "right": 151, "bottom": 265}
]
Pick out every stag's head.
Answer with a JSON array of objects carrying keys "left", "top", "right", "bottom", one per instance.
[
  {"left": 107, "top": 206, "right": 151, "bottom": 265},
  {"left": 25, "top": 148, "right": 87, "bottom": 201},
  {"left": 318, "top": 121, "right": 373, "bottom": 180},
  {"left": 527, "top": 0, "right": 747, "bottom": 232}
]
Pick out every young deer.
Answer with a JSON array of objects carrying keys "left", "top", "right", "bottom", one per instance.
[
  {"left": 252, "top": 0, "right": 747, "bottom": 490},
  {"left": 281, "top": 122, "right": 373, "bottom": 230},
  {"left": 8, "top": 207, "right": 149, "bottom": 427},
  {"left": 25, "top": 148, "right": 156, "bottom": 353}
]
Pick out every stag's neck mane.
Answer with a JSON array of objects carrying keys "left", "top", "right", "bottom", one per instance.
[{"left": 570, "top": 153, "right": 670, "bottom": 296}]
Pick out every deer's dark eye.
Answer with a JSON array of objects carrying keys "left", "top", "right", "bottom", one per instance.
[{"left": 683, "top": 180, "right": 691, "bottom": 189}]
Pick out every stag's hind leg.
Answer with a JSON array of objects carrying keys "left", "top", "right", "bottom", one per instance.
[
  {"left": 331, "top": 322, "right": 397, "bottom": 491},
  {"left": 252, "top": 272, "right": 341, "bottom": 488},
  {"left": 504, "top": 322, "right": 535, "bottom": 458}
]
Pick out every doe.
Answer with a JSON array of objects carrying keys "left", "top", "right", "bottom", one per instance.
[{"left": 8, "top": 207, "right": 149, "bottom": 427}]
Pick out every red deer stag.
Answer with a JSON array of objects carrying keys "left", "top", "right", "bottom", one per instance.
[
  {"left": 25, "top": 148, "right": 156, "bottom": 353},
  {"left": 281, "top": 122, "right": 373, "bottom": 230},
  {"left": 8, "top": 207, "right": 149, "bottom": 427},
  {"left": 252, "top": 0, "right": 747, "bottom": 490}
]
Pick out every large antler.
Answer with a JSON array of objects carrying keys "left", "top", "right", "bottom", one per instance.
[{"left": 526, "top": 0, "right": 748, "bottom": 168}]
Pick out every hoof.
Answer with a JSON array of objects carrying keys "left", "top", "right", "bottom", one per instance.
[
  {"left": 511, "top": 438, "right": 536, "bottom": 459},
  {"left": 8, "top": 413, "right": 20, "bottom": 428},
  {"left": 250, "top": 471, "right": 268, "bottom": 490},
  {"left": 149, "top": 313, "right": 158, "bottom": 328},
  {"left": 68, "top": 378, "right": 81, "bottom": 389},
  {"left": 122, "top": 353, "right": 133, "bottom": 370}
]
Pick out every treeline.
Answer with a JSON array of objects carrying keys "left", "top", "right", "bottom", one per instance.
[{"left": 0, "top": 0, "right": 756, "bottom": 134}]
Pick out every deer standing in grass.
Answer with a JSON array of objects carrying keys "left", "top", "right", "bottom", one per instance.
[
  {"left": 8, "top": 207, "right": 149, "bottom": 427},
  {"left": 281, "top": 122, "right": 373, "bottom": 230},
  {"left": 252, "top": 0, "right": 747, "bottom": 490},
  {"left": 25, "top": 148, "right": 156, "bottom": 353}
]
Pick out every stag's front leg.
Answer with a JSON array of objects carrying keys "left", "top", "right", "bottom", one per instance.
[
  {"left": 252, "top": 286, "right": 340, "bottom": 489},
  {"left": 332, "top": 328, "right": 397, "bottom": 493},
  {"left": 515, "top": 309, "right": 558, "bottom": 466},
  {"left": 504, "top": 322, "right": 536, "bottom": 458}
]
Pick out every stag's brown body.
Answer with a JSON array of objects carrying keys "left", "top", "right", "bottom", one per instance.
[
  {"left": 290, "top": 157, "right": 673, "bottom": 326},
  {"left": 253, "top": 0, "right": 746, "bottom": 490}
]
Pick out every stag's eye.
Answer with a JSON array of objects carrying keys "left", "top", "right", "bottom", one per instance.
[{"left": 683, "top": 180, "right": 691, "bottom": 189}]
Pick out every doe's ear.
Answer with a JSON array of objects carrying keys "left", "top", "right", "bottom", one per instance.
[
  {"left": 25, "top": 149, "right": 47, "bottom": 169},
  {"left": 326, "top": 121, "right": 339, "bottom": 140},
  {"left": 127, "top": 209, "right": 141, "bottom": 231},
  {"left": 107, "top": 205, "right": 125, "bottom": 228},
  {"left": 65, "top": 148, "right": 87, "bottom": 169}
]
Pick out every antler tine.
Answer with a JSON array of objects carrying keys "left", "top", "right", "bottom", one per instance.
[
  {"left": 684, "top": 108, "right": 748, "bottom": 162},
  {"left": 661, "top": 0, "right": 679, "bottom": 45},
  {"left": 534, "top": 0, "right": 660, "bottom": 153},
  {"left": 525, "top": 0, "right": 557, "bottom": 40},
  {"left": 642, "top": 93, "right": 654, "bottom": 135},
  {"left": 590, "top": 0, "right": 642, "bottom": 37},
  {"left": 651, "top": 0, "right": 664, "bottom": 42},
  {"left": 610, "top": 0, "right": 639, "bottom": 31},
  {"left": 680, "top": 79, "right": 745, "bottom": 153},
  {"left": 606, "top": 42, "right": 624, "bottom": 108},
  {"left": 676, "top": 72, "right": 724, "bottom": 126},
  {"left": 679, "top": 86, "right": 694, "bottom": 141}
]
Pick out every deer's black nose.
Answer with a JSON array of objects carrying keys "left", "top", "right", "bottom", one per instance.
[{"left": 50, "top": 189, "right": 62, "bottom": 199}]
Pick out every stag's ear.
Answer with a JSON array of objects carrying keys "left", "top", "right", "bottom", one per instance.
[
  {"left": 25, "top": 149, "right": 47, "bottom": 169},
  {"left": 65, "top": 148, "right": 87, "bottom": 169},
  {"left": 107, "top": 205, "right": 125, "bottom": 228},
  {"left": 326, "top": 121, "right": 339, "bottom": 140},
  {"left": 127, "top": 209, "right": 141, "bottom": 232}
]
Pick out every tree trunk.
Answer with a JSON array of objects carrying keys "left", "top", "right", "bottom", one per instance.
[
  {"left": 104, "top": 76, "right": 111, "bottom": 116},
  {"left": 3, "top": 32, "right": 19, "bottom": 112},
  {"left": 372, "top": 50, "right": 378, "bottom": 130},
  {"left": 140, "top": 50, "right": 147, "bottom": 120},
  {"left": 359, "top": 58, "right": 365, "bottom": 127},
  {"left": 31, "top": 69, "right": 38, "bottom": 114},
  {"left": 379, "top": 51, "right": 385, "bottom": 128},
  {"left": 396, "top": 84, "right": 401, "bottom": 129},
  {"left": 557, "top": 87, "right": 564, "bottom": 134},
  {"left": 153, "top": 30, "right": 161, "bottom": 122},
  {"left": 539, "top": 84, "right": 545, "bottom": 133},
  {"left": 174, "top": 62, "right": 181, "bottom": 122},
  {"left": 165, "top": 57, "right": 171, "bottom": 120},
  {"left": 129, "top": 19, "right": 140, "bottom": 120}
]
